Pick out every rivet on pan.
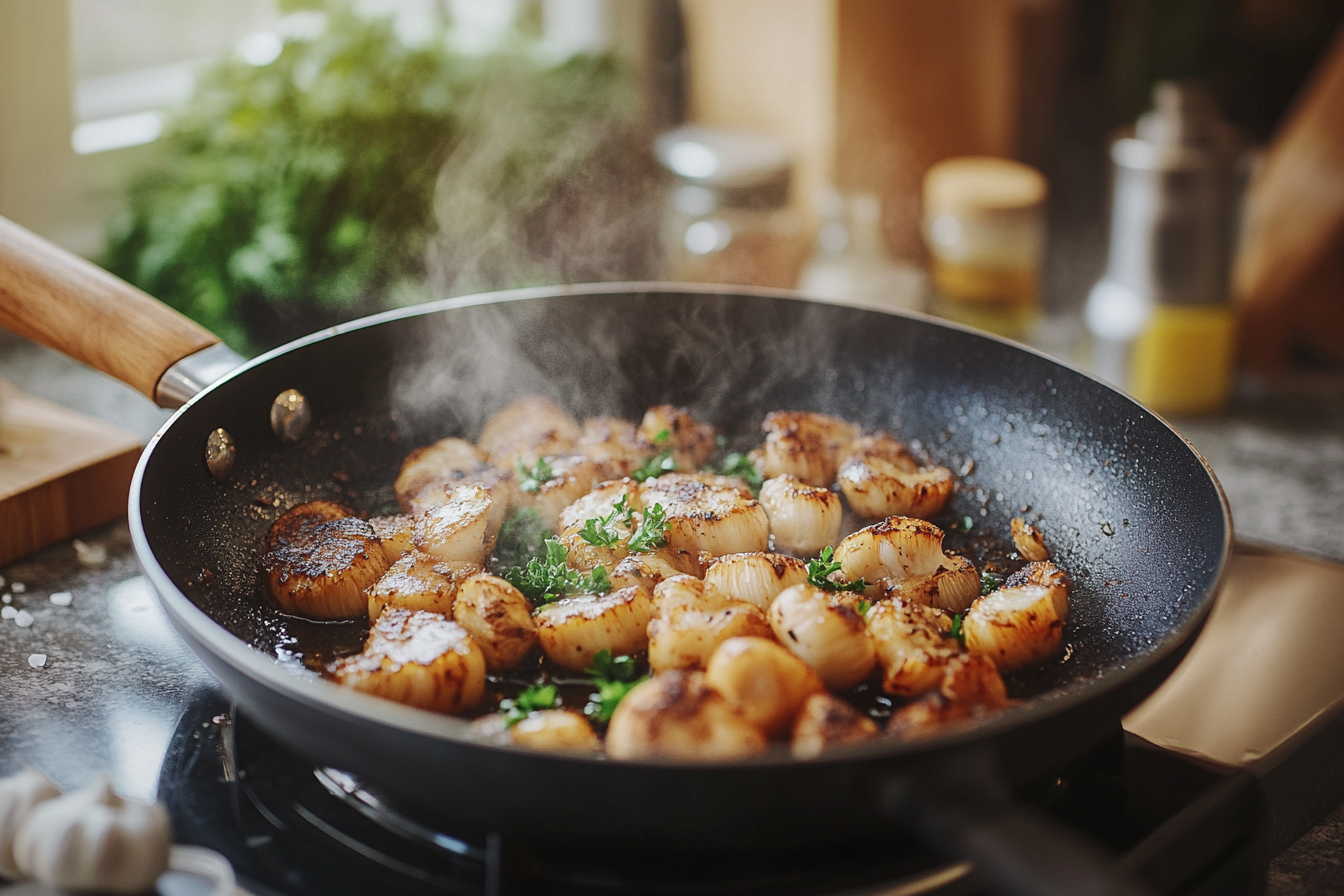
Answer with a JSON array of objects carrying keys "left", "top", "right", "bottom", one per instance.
[
  {"left": 270, "top": 389, "right": 312, "bottom": 445},
  {"left": 205, "top": 428, "right": 236, "bottom": 480}
]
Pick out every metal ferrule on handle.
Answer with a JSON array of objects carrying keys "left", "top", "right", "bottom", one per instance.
[{"left": 156, "top": 343, "right": 247, "bottom": 408}]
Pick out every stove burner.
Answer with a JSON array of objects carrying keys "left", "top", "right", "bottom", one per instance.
[{"left": 157, "top": 693, "right": 1269, "bottom": 896}]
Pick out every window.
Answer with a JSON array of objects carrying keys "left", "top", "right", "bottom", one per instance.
[{"left": 0, "top": 0, "right": 628, "bottom": 255}]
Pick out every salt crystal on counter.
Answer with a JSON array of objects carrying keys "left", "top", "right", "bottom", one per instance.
[
  {"left": 72, "top": 539, "right": 107, "bottom": 569},
  {"left": 14, "top": 610, "right": 33, "bottom": 628},
  {"left": 11, "top": 582, "right": 25, "bottom": 593},
  {"left": 1, "top": 606, "right": 15, "bottom": 619},
  {"left": 28, "top": 654, "right": 46, "bottom": 669},
  {"left": 49, "top": 592, "right": 73, "bottom": 607}
]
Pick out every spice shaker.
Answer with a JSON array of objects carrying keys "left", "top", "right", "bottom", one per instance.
[
  {"left": 655, "top": 126, "right": 807, "bottom": 289},
  {"left": 1084, "top": 81, "right": 1243, "bottom": 415},
  {"left": 922, "top": 157, "right": 1048, "bottom": 340}
]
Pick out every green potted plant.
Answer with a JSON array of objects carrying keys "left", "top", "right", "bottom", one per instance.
[{"left": 104, "top": 2, "right": 659, "bottom": 354}]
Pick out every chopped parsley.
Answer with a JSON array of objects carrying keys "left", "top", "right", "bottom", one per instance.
[
  {"left": 579, "top": 514, "right": 623, "bottom": 548},
  {"left": 948, "top": 515, "right": 975, "bottom": 533},
  {"left": 856, "top": 599, "right": 871, "bottom": 616},
  {"left": 806, "top": 546, "right": 867, "bottom": 593},
  {"left": 500, "top": 683, "right": 558, "bottom": 727},
  {"left": 652, "top": 428, "right": 671, "bottom": 444},
  {"left": 585, "top": 565, "right": 611, "bottom": 594},
  {"left": 632, "top": 450, "right": 676, "bottom": 482},
  {"left": 584, "top": 649, "right": 647, "bottom": 724},
  {"left": 588, "top": 648, "right": 639, "bottom": 682},
  {"left": 578, "top": 494, "right": 635, "bottom": 548},
  {"left": 516, "top": 456, "right": 555, "bottom": 493},
  {"left": 502, "top": 537, "right": 611, "bottom": 605},
  {"left": 493, "top": 508, "right": 550, "bottom": 569},
  {"left": 627, "top": 503, "right": 668, "bottom": 552},
  {"left": 949, "top": 613, "right": 965, "bottom": 646},
  {"left": 979, "top": 570, "right": 1005, "bottom": 596},
  {"left": 717, "top": 451, "right": 763, "bottom": 495}
]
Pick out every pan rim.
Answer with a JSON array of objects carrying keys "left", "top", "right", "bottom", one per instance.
[{"left": 128, "top": 282, "right": 1234, "bottom": 770}]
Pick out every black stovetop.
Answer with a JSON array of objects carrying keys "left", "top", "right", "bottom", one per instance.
[{"left": 158, "top": 691, "right": 1268, "bottom": 896}]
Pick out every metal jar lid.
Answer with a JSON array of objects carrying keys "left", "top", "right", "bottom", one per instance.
[
  {"left": 923, "top": 156, "right": 1047, "bottom": 222},
  {"left": 655, "top": 126, "right": 792, "bottom": 209}
]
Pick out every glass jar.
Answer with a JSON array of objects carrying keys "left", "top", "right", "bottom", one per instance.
[
  {"left": 922, "top": 157, "right": 1047, "bottom": 340},
  {"left": 656, "top": 126, "right": 807, "bottom": 289},
  {"left": 797, "top": 190, "right": 928, "bottom": 312}
]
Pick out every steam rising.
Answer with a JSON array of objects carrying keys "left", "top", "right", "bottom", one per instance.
[
  {"left": 388, "top": 291, "right": 897, "bottom": 443},
  {"left": 424, "top": 58, "right": 663, "bottom": 300}
]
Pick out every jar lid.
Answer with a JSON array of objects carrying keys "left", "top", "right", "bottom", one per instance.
[
  {"left": 656, "top": 126, "right": 792, "bottom": 208},
  {"left": 923, "top": 157, "right": 1047, "bottom": 217}
]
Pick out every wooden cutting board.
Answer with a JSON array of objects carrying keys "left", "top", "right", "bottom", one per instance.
[{"left": 0, "top": 379, "right": 142, "bottom": 566}]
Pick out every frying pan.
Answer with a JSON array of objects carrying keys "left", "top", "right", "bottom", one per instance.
[{"left": 1, "top": 216, "right": 1230, "bottom": 895}]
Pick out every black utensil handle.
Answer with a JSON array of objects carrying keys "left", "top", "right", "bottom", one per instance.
[{"left": 882, "top": 765, "right": 1156, "bottom": 896}]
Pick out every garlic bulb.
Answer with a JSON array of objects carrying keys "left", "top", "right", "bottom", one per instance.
[
  {"left": 0, "top": 770, "right": 60, "bottom": 879},
  {"left": 13, "top": 775, "right": 170, "bottom": 893}
]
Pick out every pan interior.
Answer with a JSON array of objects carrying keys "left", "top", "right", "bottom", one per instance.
[{"left": 137, "top": 288, "right": 1228, "bottom": 742}]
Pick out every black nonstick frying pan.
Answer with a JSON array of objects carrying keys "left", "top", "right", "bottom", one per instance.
[{"left": 0, "top": 216, "right": 1231, "bottom": 895}]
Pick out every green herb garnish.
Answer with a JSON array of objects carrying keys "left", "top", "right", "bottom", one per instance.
[
  {"left": 502, "top": 537, "right": 611, "bottom": 605},
  {"left": 588, "top": 648, "right": 639, "bottom": 682},
  {"left": 577, "top": 494, "right": 635, "bottom": 548},
  {"left": 950, "top": 613, "right": 965, "bottom": 646},
  {"left": 806, "top": 546, "right": 867, "bottom": 593},
  {"left": 516, "top": 456, "right": 555, "bottom": 493},
  {"left": 717, "top": 451, "right": 763, "bottom": 495},
  {"left": 857, "top": 599, "right": 871, "bottom": 616},
  {"left": 948, "top": 515, "right": 975, "bottom": 533},
  {"left": 493, "top": 508, "right": 550, "bottom": 569},
  {"left": 627, "top": 503, "right": 668, "bottom": 552},
  {"left": 652, "top": 428, "right": 671, "bottom": 444},
  {"left": 979, "top": 570, "right": 1005, "bottom": 596},
  {"left": 632, "top": 450, "right": 676, "bottom": 482},
  {"left": 584, "top": 649, "right": 647, "bottom": 724},
  {"left": 579, "top": 515, "right": 622, "bottom": 548},
  {"left": 500, "top": 683, "right": 558, "bottom": 727},
  {"left": 584, "top": 564, "right": 611, "bottom": 594}
]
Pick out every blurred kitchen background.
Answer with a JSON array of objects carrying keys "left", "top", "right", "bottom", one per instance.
[{"left": 2, "top": 0, "right": 1343, "bottom": 400}]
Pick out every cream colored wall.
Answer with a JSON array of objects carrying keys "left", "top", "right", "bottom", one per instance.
[
  {"left": 679, "top": 0, "right": 1067, "bottom": 262},
  {"left": 681, "top": 0, "right": 837, "bottom": 231},
  {"left": 0, "top": 0, "right": 82, "bottom": 247},
  {"left": 0, "top": 0, "right": 154, "bottom": 257}
]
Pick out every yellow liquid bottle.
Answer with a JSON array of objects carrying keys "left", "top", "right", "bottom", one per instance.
[
  {"left": 1085, "top": 81, "right": 1244, "bottom": 416},
  {"left": 1129, "top": 304, "right": 1238, "bottom": 415}
]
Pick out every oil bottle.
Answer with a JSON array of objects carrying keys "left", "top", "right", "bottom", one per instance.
[{"left": 1085, "top": 81, "right": 1244, "bottom": 416}]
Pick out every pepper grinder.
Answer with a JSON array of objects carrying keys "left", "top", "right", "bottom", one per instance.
[{"left": 1084, "top": 81, "right": 1245, "bottom": 415}]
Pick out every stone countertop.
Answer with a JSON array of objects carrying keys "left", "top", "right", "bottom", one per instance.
[{"left": 2, "top": 329, "right": 1344, "bottom": 893}]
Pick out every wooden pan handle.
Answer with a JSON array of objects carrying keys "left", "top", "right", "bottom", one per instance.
[{"left": 0, "top": 215, "right": 219, "bottom": 402}]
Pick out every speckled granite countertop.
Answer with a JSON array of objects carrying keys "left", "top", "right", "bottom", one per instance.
[{"left": 2, "top": 328, "right": 1343, "bottom": 894}]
